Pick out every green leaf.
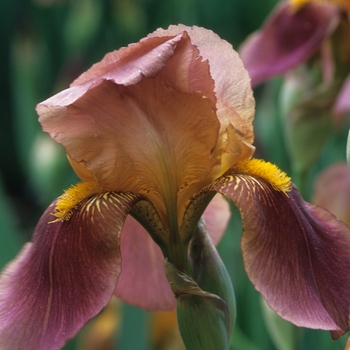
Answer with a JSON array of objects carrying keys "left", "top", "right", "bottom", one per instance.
[
  {"left": 189, "top": 219, "right": 236, "bottom": 338},
  {"left": 230, "top": 327, "right": 260, "bottom": 350},
  {"left": 0, "top": 176, "right": 22, "bottom": 270},
  {"left": 279, "top": 68, "right": 337, "bottom": 182},
  {"left": 165, "top": 260, "right": 230, "bottom": 350},
  {"left": 260, "top": 297, "right": 300, "bottom": 350},
  {"left": 119, "top": 303, "right": 149, "bottom": 350}
]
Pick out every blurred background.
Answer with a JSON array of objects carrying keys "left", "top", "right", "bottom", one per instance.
[{"left": 1, "top": 0, "right": 349, "bottom": 349}]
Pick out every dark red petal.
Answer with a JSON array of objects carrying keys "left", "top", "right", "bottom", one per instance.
[
  {"left": 208, "top": 175, "right": 350, "bottom": 335},
  {"left": 0, "top": 192, "right": 142, "bottom": 350},
  {"left": 239, "top": 2, "right": 340, "bottom": 86}
]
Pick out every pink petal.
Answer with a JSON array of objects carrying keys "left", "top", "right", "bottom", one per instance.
[
  {"left": 43, "top": 79, "right": 218, "bottom": 211},
  {"left": 209, "top": 175, "right": 350, "bottom": 336},
  {"left": 239, "top": 2, "right": 340, "bottom": 86},
  {"left": 72, "top": 34, "right": 185, "bottom": 87},
  {"left": 150, "top": 25, "right": 255, "bottom": 144},
  {"left": 35, "top": 34, "right": 187, "bottom": 127},
  {"left": 334, "top": 75, "right": 350, "bottom": 114},
  {"left": 0, "top": 192, "right": 142, "bottom": 350},
  {"left": 37, "top": 34, "right": 220, "bottom": 212},
  {"left": 115, "top": 216, "right": 175, "bottom": 311},
  {"left": 203, "top": 194, "right": 231, "bottom": 246},
  {"left": 313, "top": 162, "right": 350, "bottom": 226}
]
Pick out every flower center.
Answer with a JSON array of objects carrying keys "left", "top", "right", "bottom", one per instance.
[
  {"left": 231, "top": 159, "right": 292, "bottom": 193},
  {"left": 51, "top": 182, "right": 104, "bottom": 221}
]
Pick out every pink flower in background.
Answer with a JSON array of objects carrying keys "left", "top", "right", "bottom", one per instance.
[
  {"left": 313, "top": 162, "right": 350, "bottom": 226},
  {"left": 240, "top": 0, "right": 350, "bottom": 113},
  {"left": 335, "top": 75, "right": 350, "bottom": 113}
]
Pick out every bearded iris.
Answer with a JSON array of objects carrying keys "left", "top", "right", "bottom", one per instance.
[{"left": 1, "top": 24, "right": 350, "bottom": 350}]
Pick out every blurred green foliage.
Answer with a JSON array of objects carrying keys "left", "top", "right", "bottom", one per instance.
[{"left": 0, "top": 0, "right": 349, "bottom": 349}]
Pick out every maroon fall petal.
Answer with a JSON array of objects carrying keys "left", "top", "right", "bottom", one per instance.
[
  {"left": 209, "top": 175, "right": 350, "bottom": 336},
  {"left": 0, "top": 192, "right": 143, "bottom": 350},
  {"left": 239, "top": 2, "right": 340, "bottom": 86}
]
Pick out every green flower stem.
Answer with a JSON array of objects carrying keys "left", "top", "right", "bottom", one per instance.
[
  {"left": 164, "top": 218, "right": 236, "bottom": 350},
  {"left": 189, "top": 219, "right": 236, "bottom": 338},
  {"left": 164, "top": 261, "right": 230, "bottom": 350},
  {"left": 165, "top": 195, "right": 190, "bottom": 273}
]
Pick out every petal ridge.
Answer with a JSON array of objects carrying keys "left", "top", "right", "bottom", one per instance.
[
  {"left": 208, "top": 174, "right": 350, "bottom": 334},
  {"left": 0, "top": 191, "right": 144, "bottom": 350}
]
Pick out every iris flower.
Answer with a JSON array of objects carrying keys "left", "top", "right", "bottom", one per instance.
[
  {"left": 1, "top": 24, "right": 350, "bottom": 350},
  {"left": 240, "top": 0, "right": 350, "bottom": 113}
]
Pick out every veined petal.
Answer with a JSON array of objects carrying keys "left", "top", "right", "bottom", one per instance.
[
  {"left": 0, "top": 191, "right": 143, "bottom": 350},
  {"left": 39, "top": 76, "right": 219, "bottom": 215},
  {"left": 38, "top": 31, "right": 212, "bottom": 113},
  {"left": 150, "top": 25, "right": 255, "bottom": 144},
  {"left": 209, "top": 124, "right": 256, "bottom": 182},
  {"left": 150, "top": 25, "right": 255, "bottom": 191},
  {"left": 37, "top": 33, "right": 187, "bottom": 112},
  {"left": 71, "top": 33, "right": 185, "bottom": 86},
  {"left": 208, "top": 171, "right": 350, "bottom": 335},
  {"left": 37, "top": 29, "right": 220, "bottom": 212},
  {"left": 150, "top": 30, "right": 216, "bottom": 102},
  {"left": 37, "top": 26, "right": 255, "bottom": 217},
  {"left": 239, "top": 2, "right": 340, "bottom": 86}
]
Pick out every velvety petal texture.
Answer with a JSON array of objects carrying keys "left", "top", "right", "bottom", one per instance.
[
  {"left": 36, "top": 25, "right": 257, "bottom": 225},
  {"left": 43, "top": 79, "right": 218, "bottom": 213},
  {"left": 72, "top": 34, "right": 188, "bottom": 86},
  {"left": 150, "top": 25, "right": 255, "bottom": 144},
  {"left": 239, "top": 2, "right": 340, "bottom": 86},
  {"left": 0, "top": 192, "right": 143, "bottom": 350},
  {"left": 37, "top": 30, "right": 226, "bottom": 215},
  {"left": 208, "top": 175, "right": 350, "bottom": 336}
]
